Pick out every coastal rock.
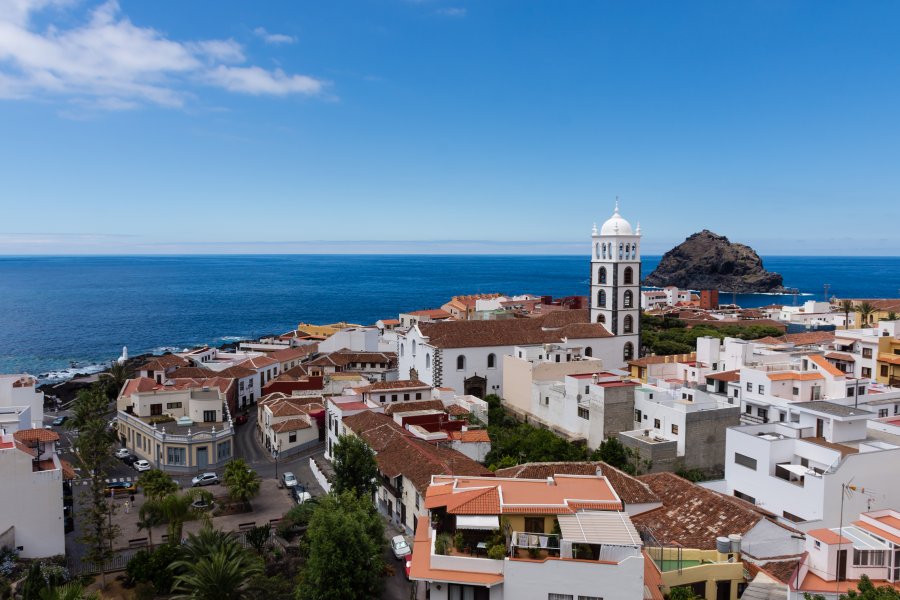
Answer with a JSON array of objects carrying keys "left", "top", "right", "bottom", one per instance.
[{"left": 644, "top": 230, "right": 784, "bottom": 293}]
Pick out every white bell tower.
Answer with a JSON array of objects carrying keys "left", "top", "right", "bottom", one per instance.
[{"left": 591, "top": 200, "right": 641, "bottom": 362}]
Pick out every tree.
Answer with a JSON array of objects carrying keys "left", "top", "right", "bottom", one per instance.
[
  {"left": 838, "top": 299, "right": 855, "bottom": 330},
  {"left": 100, "top": 362, "right": 132, "bottom": 400},
  {"left": 223, "top": 459, "right": 261, "bottom": 509},
  {"left": 170, "top": 527, "right": 263, "bottom": 600},
  {"left": 887, "top": 312, "right": 899, "bottom": 322},
  {"left": 145, "top": 489, "right": 210, "bottom": 545},
  {"left": 297, "top": 492, "right": 385, "bottom": 600},
  {"left": 668, "top": 587, "right": 700, "bottom": 600},
  {"left": 245, "top": 524, "right": 271, "bottom": 556},
  {"left": 68, "top": 385, "right": 120, "bottom": 588},
  {"left": 138, "top": 469, "right": 179, "bottom": 501},
  {"left": 856, "top": 302, "right": 876, "bottom": 328},
  {"left": 331, "top": 435, "right": 378, "bottom": 498},
  {"left": 136, "top": 502, "right": 164, "bottom": 549},
  {"left": 594, "top": 437, "right": 629, "bottom": 470}
]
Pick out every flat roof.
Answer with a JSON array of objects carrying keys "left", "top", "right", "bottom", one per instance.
[{"left": 792, "top": 401, "right": 872, "bottom": 418}]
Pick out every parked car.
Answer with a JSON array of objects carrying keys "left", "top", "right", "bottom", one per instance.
[
  {"left": 293, "top": 490, "right": 312, "bottom": 504},
  {"left": 405, "top": 554, "right": 413, "bottom": 579},
  {"left": 233, "top": 414, "right": 248, "bottom": 426},
  {"left": 133, "top": 459, "right": 151, "bottom": 472},
  {"left": 391, "top": 535, "right": 411, "bottom": 560},
  {"left": 191, "top": 472, "right": 219, "bottom": 487},
  {"left": 105, "top": 481, "right": 136, "bottom": 496},
  {"left": 51, "top": 416, "right": 67, "bottom": 426},
  {"left": 114, "top": 448, "right": 130, "bottom": 459},
  {"left": 121, "top": 454, "right": 138, "bottom": 466},
  {"left": 281, "top": 472, "right": 298, "bottom": 488}
]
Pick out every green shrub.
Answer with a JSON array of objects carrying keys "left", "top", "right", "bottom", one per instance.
[
  {"left": 434, "top": 533, "right": 452, "bottom": 556},
  {"left": 453, "top": 532, "right": 465, "bottom": 552},
  {"left": 487, "top": 544, "right": 506, "bottom": 560}
]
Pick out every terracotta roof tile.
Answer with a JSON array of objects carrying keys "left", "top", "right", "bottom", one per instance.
[
  {"left": 271, "top": 418, "right": 312, "bottom": 433},
  {"left": 809, "top": 354, "right": 846, "bottom": 378},
  {"left": 356, "top": 379, "right": 429, "bottom": 393},
  {"left": 138, "top": 354, "right": 189, "bottom": 371},
  {"left": 418, "top": 309, "right": 611, "bottom": 349},
  {"left": 14, "top": 428, "right": 60, "bottom": 444},
  {"left": 445, "top": 404, "right": 471, "bottom": 416},
  {"left": 383, "top": 400, "right": 445, "bottom": 416},
  {"left": 448, "top": 429, "right": 490, "bottom": 443}
]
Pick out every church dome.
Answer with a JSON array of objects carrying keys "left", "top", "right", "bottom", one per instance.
[{"left": 600, "top": 202, "right": 634, "bottom": 236}]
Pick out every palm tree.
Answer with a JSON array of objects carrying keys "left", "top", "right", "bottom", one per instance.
[
  {"left": 888, "top": 311, "right": 899, "bottom": 321},
  {"left": 170, "top": 528, "right": 263, "bottom": 600},
  {"left": 101, "top": 361, "right": 133, "bottom": 400},
  {"left": 222, "top": 459, "right": 260, "bottom": 510},
  {"left": 145, "top": 489, "right": 210, "bottom": 545},
  {"left": 856, "top": 301, "right": 877, "bottom": 328},
  {"left": 838, "top": 299, "right": 855, "bottom": 330},
  {"left": 137, "top": 502, "right": 164, "bottom": 549}
]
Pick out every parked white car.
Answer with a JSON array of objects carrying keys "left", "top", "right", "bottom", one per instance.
[
  {"left": 114, "top": 448, "right": 130, "bottom": 459},
  {"left": 191, "top": 472, "right": 219, "bottom": 487},
  {"left": 133, "top": 459, "right": 151, "bottom": 472},
  {"left": 281, "top": 472, "right": 298, "bottom": 488},
  {"left": 391, "top": 535, "right": 411, "bottom": 560}
]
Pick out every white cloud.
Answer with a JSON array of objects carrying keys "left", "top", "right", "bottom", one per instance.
[
  {"left": 253, "top": 26, "right": 296, "bottom": 45},
  {"left": 436, "top": 7, "right": 467, "bottom": 17},
  {"left": 206, "top": 65, "right": 323, "bottom": 96},
  {"left": 0, "top": 0, "right": 326, "bottom": 110}
]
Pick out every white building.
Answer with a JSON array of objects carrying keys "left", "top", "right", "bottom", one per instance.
[
  {"left": 317, "top": 326, "right": 387, "bottom": 353},
  {"left": 0, "top": 429, "right": 66, "bottom": 558},
  {"left": 641, "top": 286, "right": 694, "bottom": 310},
  {"left": 591, "top": 201, "right": 641, "bottom": 362},
  {"left": 722, "top": 400, "right": 900, "bottom": 530},
  {"left": 0, "top": 374, "right": 45, "bottom": 429},
  {"left": 776, "top": 300, "right": 851, "bottom": 328},
  {"left": 256, "top": 393, "right": 322, "bottom": 458}
]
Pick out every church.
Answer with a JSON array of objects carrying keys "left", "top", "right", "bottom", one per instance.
[{"left": 396, "top": 203, "right": 642, "bottom": 397}]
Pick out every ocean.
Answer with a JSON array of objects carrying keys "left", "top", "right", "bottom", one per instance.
[{"left": 1, "top": 254, "right": 898, "bottom": 380}]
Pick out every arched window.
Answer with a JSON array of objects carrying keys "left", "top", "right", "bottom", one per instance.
[
  {"left": 624, "top": 290, "right": 633, "bottom": 308},
  {"left": 624, "top": 314, "right": 633, "bottom": 334},
  {"left": 412, "top": 340, "right": 417, "bottom": 356},
  {"left": 598, "top": 266, "right": 607, "bottom": 284},
  {"left": 400, "top": 343, "right": 405, "bottom": 357},
  {"left": 625, "top": 245, "right": 630, "bottom": 260},
  {"left": 623, "top": 266, "right": 633, "bottom": 285},
  {"left": 623, "top": 342, "right": 634, "bottom": 361},
  {"left": 597, "top": 290, "right": 606, "bottom": 308},
  {"left": 584, "top": 347, "right": 593, "bottom": 357},
  {"left": 426, "top": 353, "right": 431, "bottom": 369},
  {"left": 631, "top": 243, "right": 637, "bottom": 256},
  {"left": 595, "top": 242, "right": 600, "bottom": 258},
  {"left": 457, "top": 355, "right": 466, "bottom": 370},
  {"left": 596, "top": 314, "right": 606, "bottom": 324},
  {"left": 487, "top": 353, "right": 496, "bottom": 369},
  {"left": 601, "top": 244, "right": 606, "bottom": 259},
  {"left": 619, "top": 243, "right": 624, "bottom": 259}
]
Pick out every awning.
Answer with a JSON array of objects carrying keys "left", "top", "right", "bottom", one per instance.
[
  {"left": 557, "top": 511, "right": 642, "bottom": 546},
  {"left": 456, "top": 515, "right": 500, "bottom": 531},
  {"left": 778, "top": 464, "right": 812, "bottom": 477}
]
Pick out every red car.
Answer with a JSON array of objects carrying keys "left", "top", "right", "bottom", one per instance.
[
  {"left": 234, "top": 414, "right": 248, "bottom": 426},
  {"left": 405, "top": 553, "right": 412, "bottom": 579}
]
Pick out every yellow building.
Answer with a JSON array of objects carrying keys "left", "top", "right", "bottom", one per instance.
[
  {"left": 295, "top": 321, "right": 362, "bottom": 338},
  {"left": 647, "top": 547, "right": 745, "bottom": 600},
  {"left": 877, "top": 333, "right": 900, "bottom": 386}
]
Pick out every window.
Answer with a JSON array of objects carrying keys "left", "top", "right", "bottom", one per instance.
[
  {"left": 217, "top": 441, "right": 231, "bottom": 460},
  {"left": 624, "top": 290, "right": 633, "bottom": 308},
  {"left": 734, "top": 489, "right": 756, "bottom": 504},
  {"left": 792, "top": 387, "right": 799, "bottom": 396},
  {"left": 487, "top": 353, "right": 496, "bottom": 369},
  {"left": 524, "top": 517, "right": 545, "bottom": 533},
  {"left": 578, "top": 596, "right": 603, "bottom": 600},
  {"left": 880, "top": 409, "right": 889, "bottom": 418},
  {"left": 734, "top": 453, "right": 757, "bottom": 470},
  {"left": 598, "top": 266, "right": 607, "bottom": 284},
  {"left": 448, "top": 584, "right": 489, "bottom": 600},
  {"left": 166, "top": 402, "right": 182, "bottom": 409},
  {"left": 391, "top": 394, "right": 398, "bottom": 402},
  {"left": 379, "top": 395, "right": 386, "bottom": 403},
  {"left": 882, "top": 365, "right": 890, "bottom": 377},
  {"left": 457, "top": 355, "right": 466, "bottom": 370},
  {"left": 815, "top": 540, "right": 821, "bottom": 548},
  {"left": 426, "top": 354, "right": 431, "bottom": 369},
  {"left": 623, "top": 266, "right": 633, "bottom": 285},
  {"left": 745, "top": 404, "right": 751, "bottom": 413},
  {"left": 415, "top": 493, "right": 420, "bottom": 509},
  {"left": 584, "top": 346, "right": 592, "bottom": 357},
  {"left": 624, "top": 314, "right": 633, "bottom": 334},
  {"left": 862, "top": 367, "right": 872, "bottom": 378},
  {"left": 167, "top": 447, "right": 186, "bottom": 465},
  {"left": 150, "top": 403, "right": 162, "bottom": 416},
  {"left": 863, "top": 348, "right": 873, "bottom": 358},
  {"left": 746, "top": 382, "right": 753, "bottom": 392},
  {"left": 597, "top": 314, "right": 606, "bottom": 324},
  {"left": 578, "top": 407, "right": 589, "bottom": 420},
  {"left": 635, "top": 409, "right": 642, "bottom": 422},
  {"left": 415, "top": 392, "right": 422, "bottom": 400},
  {"left": 758, "top": 408, "right": 769, "bottom": 422},
  {"left": 544, "top": 396, "right": 549, "bottom": 405},
  {"left": 203, "top": 410, "right": 216, "bottom": 423},
  {"left": 758, "top": 385, "right": 765, "bottom": 394},
  {"left": 654, "top": 418, "right": 661, "bottom": 429},
  {"left": 400, "top": 343, "right": 404, "bottom": 357},
  {"left": 548, "top": 595, "right": 574, "bottom": 600},
  {"left": 289, "top": 432, "right": 297, "bottom": 443},
  {"left": 597, "top": 289, "right": 606, "bottom": 308},
  {"left": 854, "top": 550, "right": 886, "bottom": 567},
  {"left": 671, "top": 424, "right": 679, "bottom": 435},
  {"left": 623, "top": 342, "right": 634, "bottom": 361}
]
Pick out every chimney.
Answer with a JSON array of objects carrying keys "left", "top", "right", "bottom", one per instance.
[
  {"left": 546, "top": 476, "right": 554, "bottom": 486},
  {"left": 595, "top": 467, "right": 603, "bottom": 478}
]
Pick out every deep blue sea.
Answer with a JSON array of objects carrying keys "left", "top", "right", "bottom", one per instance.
[{"left": 1, "top": 255, "right": 898, "bottom": 380}]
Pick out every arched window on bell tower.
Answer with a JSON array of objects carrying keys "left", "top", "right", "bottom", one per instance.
[
  {"left": 597, "top": 290, "right": 606, "bottom": 308},
  {"left": 598, "top": 266, "right": 607, "bottom": 284},
  {"left": 624, "top": 266, "right": 633, "bottom": 285}
]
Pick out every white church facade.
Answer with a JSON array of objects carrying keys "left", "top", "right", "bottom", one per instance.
[{"left": 396, "top": 204, "right": 642, "bottom": 397}]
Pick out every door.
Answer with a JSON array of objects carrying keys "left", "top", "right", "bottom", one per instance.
[
  {"left": 197, "top": 447, "right": 208, "bottom": 469},
  {"left": 401, "top": 503, "right": 407, "bottom": 529},
  {"left": 716, "top": 580, "right": 731, "bottom": 600},
  {"left": 837, "top": 549, "right": 848, "bottom": 581},
  {"left": 816, "top": 418, "right": 824, "bottom": 438}
]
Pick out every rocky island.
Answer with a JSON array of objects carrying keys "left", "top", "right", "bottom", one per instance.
[{"left": 644, "top": 230, "right": 785, "bottom": 293}]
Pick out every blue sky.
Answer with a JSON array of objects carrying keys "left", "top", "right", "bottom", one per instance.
[{"left": 1, "top": 1, "right": 899, "bottom": 255}]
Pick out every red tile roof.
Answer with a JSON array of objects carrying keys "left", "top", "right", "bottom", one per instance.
[
  {"left": 271, "top": 418, "right": 312, "bottom": 433},
  {"left": 418, "top": 309, "right": 612, "bottom": 349},
  {"left": 14, "top": 428, "right": 60, "bottom": 444},
  {"left": 807, "top": 528, "right": 851, "bottom": 545},
  {"left": 383, "top": 400, "right": 446, "bottom": 416},
  {"left": 138, "top": 354, "right": 189, "bottom": 371},
  {"left": 239, "top": 356, "right": 279, "bottom": 369},
  {"left": 495, "top": 461, "right": 660, "bottom": 506},
  {"left": 448, "top": 430, "right": 490, "bottom": 443}
]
